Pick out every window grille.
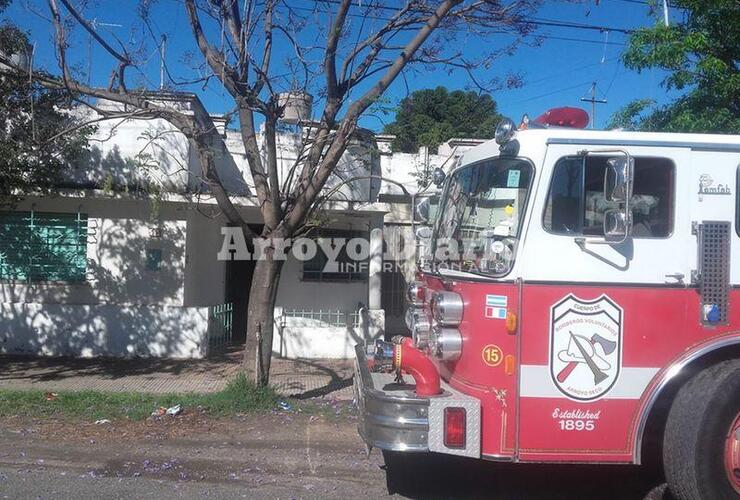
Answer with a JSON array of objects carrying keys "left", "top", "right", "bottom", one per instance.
[
  {"left": 0, "top": 211, "right": 88, "bottom": 282},
  {"left": 301, "top": 229, "right": 369, "bottom": 282},
  {"left": 282, "top": 309, "right": 352, "bottom": 328}
]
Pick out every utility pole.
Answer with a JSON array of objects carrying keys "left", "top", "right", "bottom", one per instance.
[
  {"left": 663, "top": 0, "right": 670, "bottom": 26},
  {"left": 580, "top": 82, "right": 607, "bottom": 129},
  {"left": 160, "top": 35, "right": 167, "bottom": 90}
]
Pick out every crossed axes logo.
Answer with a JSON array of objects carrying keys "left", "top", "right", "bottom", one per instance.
[
  {"left": 556, "top": 332, "right": 617, "bottom": 385},
  {"left": 550, "top": 295, "right": 623, "bottom": 401}
]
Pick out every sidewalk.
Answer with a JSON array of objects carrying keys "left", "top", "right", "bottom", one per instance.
[{"left": 0, "top": 350, "right": 355, "bottom": 400}]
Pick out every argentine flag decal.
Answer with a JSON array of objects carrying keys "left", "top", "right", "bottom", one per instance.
[
  {"left": 485, "top": 295, "right": 508, "bottom": 320},
  {"left": 486, "top": 295, "right": 508, "bottom": 307}
]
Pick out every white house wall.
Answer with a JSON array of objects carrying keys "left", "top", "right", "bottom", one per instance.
[
  {"left": 182, "top": 210, "right": 228, "bottom": 307},
  {"left": 71, "top": 102, "right": 384, "bottom": 204},
  {"left": 0, "top": 303, "right": 209, "bottom": 359},
  {"left": 71, "top": 115, "right": 192, "bottom": 192},
  {"left": 0, "top": 197, "right": 187, "bottom": 306},
  {"left": 1, "top": 96, "right": 493, "bottom": 360},
  {"left": 271, "top": 236, "right": 376, "bottom": 358}
]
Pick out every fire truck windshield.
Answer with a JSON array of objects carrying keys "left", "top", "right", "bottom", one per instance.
[{"left": 433, "top": 158, "right": 533, "bottom": 277}]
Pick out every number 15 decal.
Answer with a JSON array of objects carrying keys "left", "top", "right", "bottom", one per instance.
[{"left": 482, "top": 344, "right": 503, "bottom": 367}]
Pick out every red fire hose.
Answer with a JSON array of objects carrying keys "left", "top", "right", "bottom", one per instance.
[{"left": 394, "top": 337, "right": 441, "bottom": 396}]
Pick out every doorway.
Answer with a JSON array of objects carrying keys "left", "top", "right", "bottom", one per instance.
[{"left": 224, "top": 225, "right": 262, "bottom": 345}]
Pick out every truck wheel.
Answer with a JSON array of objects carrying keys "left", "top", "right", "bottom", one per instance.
[
  {"left": 663, "top": 359, "right": 740, "bottom": 500},
  {"left": 382, "top": 450, "right": 436, "bottom": 495}
]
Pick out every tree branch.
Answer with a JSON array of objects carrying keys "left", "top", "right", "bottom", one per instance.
[
  {"left": 58, "top": 0, "right": 131, "bottom": 65},
  {"left": 324, "top": 0, "right": 351, "bottom": 101},
  {"left": 285, "top": 0, "right": 464, "bottom": 233}
]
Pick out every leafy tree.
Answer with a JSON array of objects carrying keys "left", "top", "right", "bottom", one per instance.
[
  {"left": 612, "top": 0, "right": 739, "bottom": 132},
  {"left": 383, "top": 87, "right": 502, "bottom": 153},
  {"left": 0, "top": 8, "right": 92, "bottom": 204},
  {"left": 606, "top": 98, "right": 655, "bottom": 130}
]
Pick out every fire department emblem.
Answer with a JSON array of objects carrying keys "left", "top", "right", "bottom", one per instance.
[{"left": 549, "top": 294, "right": 622, "bottom": 401}]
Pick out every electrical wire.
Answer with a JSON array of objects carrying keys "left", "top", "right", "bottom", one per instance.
[
  {"left": 510, "top": 80, "right": 594, "bottom": 105},
  {"left": 299, "top": 0, "right": 636, "bottom": 34}
]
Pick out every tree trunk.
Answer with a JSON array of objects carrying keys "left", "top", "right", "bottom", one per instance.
[{"left": 243, "top": 251, "right": 284, "bottom": 386}]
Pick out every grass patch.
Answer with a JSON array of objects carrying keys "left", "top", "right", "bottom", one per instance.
[{"left": 0, "top": 373, "right": 278, "bottom": 421}]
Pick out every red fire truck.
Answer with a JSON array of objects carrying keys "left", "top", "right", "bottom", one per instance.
[{"left": 354, "top": 114, "right": 740, "bottom": 500}]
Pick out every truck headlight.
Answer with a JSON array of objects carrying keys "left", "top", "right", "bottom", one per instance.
[
  {"left": 431, "top": 291, "right": 464, "bottom": 326},
  {"left": 495, "top": 117, "right": 516, "bottom": 145},
  {"left": 407, "top": 282, "right": 427, "bottom": 307},
  {"left": 429, "top": 326, "right": 462, "bottom": 361},
  {"left": 410, "top": 311, "right": 432, "bottom": 349}
]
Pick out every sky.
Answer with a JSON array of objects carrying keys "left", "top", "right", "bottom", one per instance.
[{"left": 5, "top": 0, "right": 685, "bottom": 132}]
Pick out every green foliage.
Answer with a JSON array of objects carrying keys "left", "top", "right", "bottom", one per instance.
[
  {"left": 0, "top": 373, "right": 279, "bottom": 421},
  {"left": 0, "top": 15, "right": 93, "bottom": 204},
  {"left": 606, "top": 98, "right": 655, "bottom": 130},
  {"left": 383, "top": 87, "right": 502, "bottom": 153},
  {"left": 616, "top": 0, "right": 739, "bottom": 133}
]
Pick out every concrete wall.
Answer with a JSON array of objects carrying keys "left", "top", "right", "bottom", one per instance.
[
  {"left": 0, "top": 197, "right": 188, "bottom": 306},
  {"left": 275, "top": 255, "right": 368, "bottom": 312},
  {"left": 183, "top": 211, "right": 227, "bottom": 307},
  {"left": 0, "top": 195, "right": 386, "bottom": 359},
  {"left": 69, "top": 100, "right": 383, "bottom": 203},
  {"left": 269, "top": 216, "right": 384, "bottom": 359},
  {"left": 70, "top": 114, "right": 190, "bottom": 192},
  {"left": 0, "top": 303, "right": 209, "bottom": 358},
  {"left": 271, "top": 307, "right": 383, "bottom": 359},
  {"left": 377, "top": 137, "right": 484, "bottom": 196},
  {"left": 272, "top": 313, "right": 361, "bottom": 359}
]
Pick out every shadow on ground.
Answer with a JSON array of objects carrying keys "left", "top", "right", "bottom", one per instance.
[
  {"left": 270, "top": 358, "right": 354, "bottom": 399},
  {"left": 382, "top": 450, "right": 674, "bottom": 500},
  {"left": 0, "top": 351, "right": 241, "bottom": 383},
  {"left": 0, "top": 350, "right": 355, "bottom": 398}
]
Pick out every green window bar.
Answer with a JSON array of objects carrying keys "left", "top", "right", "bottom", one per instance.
[
  {"left": 0, "top": 211, "right": 88, "bottom": 282},
  {"left": 208, "top": 303, "right": 233, "bottom": 354}
]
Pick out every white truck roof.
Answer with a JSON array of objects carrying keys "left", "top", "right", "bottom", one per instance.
[{"left": 459, "top": 128, "right": 740, "bottom": 170}]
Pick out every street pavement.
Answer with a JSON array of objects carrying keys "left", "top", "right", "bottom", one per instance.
[{"left": 0, "top": 410, "right": 673, "bottom": 499}]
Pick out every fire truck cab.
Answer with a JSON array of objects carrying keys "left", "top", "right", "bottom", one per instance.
[{"left": 354, "top": 120, "right": 740, "bottom": 500}]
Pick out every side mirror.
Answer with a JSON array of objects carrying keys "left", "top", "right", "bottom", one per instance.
[
  {"left": 415, "top": 226, "right": 433, "bottom": 240},
  {"left": 603, "top": 209, "right": 630, "bottom": 242},
  {"left": 604, "top": 157, "right": 634, "bottom": 202},
  {"left": 415, "top": 198, "right": 430, "bottom": 224},
  {"left": 432, "top": 167, "right": 446, "bottom": 187}
]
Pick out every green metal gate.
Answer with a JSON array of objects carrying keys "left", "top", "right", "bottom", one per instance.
[{"left": 208, "top": 303, "right": 233, "bottom": 354}]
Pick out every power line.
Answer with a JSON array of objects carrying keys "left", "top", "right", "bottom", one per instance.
[
  {"left": 292, "top": 4, "right": 631, "bottom": 48},
  {"left": 510, "top": 80, "right": 594, "bottom": 105},
  {"left": 518, "top": 58, "right": 618, "bottom": 88},
  {"left": 300, "top": 0, "right": 636, "bottom": 34},
  {"left": 528, "top": 16, "right": 633, "bottom": 34},
  {"left": 539, "top": 35, "right": 625, "bottom": 46}
]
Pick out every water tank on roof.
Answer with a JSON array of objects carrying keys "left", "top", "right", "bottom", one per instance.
[
  {"left": 277, "top": 92, "right": 312, "bottom": 124},
  {"left": 0, "top": 42, "right": 32, "bottom": 73}
]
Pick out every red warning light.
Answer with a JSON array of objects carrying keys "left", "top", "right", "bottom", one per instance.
[{"left": 533, "top": 107, "right": 589, "bottom": 129}]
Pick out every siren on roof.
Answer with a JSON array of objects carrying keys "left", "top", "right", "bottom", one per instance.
[{"left": 520, "top": 107, "right": 590, "bottom": 130}]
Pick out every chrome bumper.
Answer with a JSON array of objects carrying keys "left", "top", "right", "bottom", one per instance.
[{"left": 353, "top": 344, "right": 481, "bottom": 458}]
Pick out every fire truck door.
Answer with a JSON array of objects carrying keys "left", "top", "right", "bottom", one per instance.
[
  {"left": 515, "top": 145, "right": 692, "bottom": 462},
  {"left": 688, "top": 150, "right": 738, "bottom": 326}
]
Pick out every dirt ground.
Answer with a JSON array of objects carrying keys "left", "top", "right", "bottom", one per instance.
[{"left": 0, "top": 405, "right": 673, "bottom": 499}]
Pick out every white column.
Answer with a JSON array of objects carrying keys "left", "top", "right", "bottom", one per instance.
[{"left": 368, "top": 225, "right": 383, "bottom": 310}]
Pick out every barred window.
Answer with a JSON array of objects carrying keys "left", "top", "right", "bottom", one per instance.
[
  {"left": 301, "top": 230, "right": 368, "bottom": 282},
  {"left": 0, "top": 212, "right": 88, "bottom": 282}
]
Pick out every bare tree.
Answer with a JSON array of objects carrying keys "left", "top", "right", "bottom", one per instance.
[{"left": 2, "top": 0, "right": 538, "bottom": 385}]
